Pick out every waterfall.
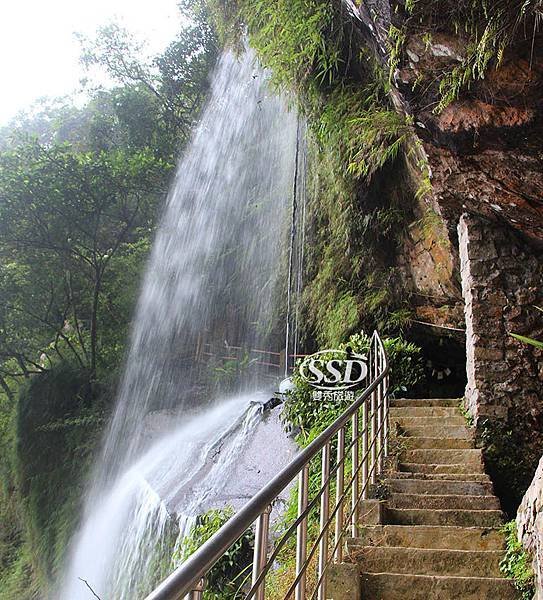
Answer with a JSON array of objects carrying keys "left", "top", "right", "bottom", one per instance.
[{"left": 59, "top": 49, "right": 300, "bottom": 600}]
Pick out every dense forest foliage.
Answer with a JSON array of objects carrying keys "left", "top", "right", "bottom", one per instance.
[{"left": 0, "top": 2, "right": 218, "bottom": 596}]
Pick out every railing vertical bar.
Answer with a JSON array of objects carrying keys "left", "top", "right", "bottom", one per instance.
[
  {"left": 318, "top": 442, "right": 331, "bottom": 600},
  {"left": 370, "top": 354, "right": 377, "bottom": 486},
  {"left": 252, "top": 506, "right": 271, "bottom": 600},
  {"left": 362, "top": 399, "right": 368, "bottom": 499},
  {"left": 370, "top": 334, "right": 374, "bottom": 382},
  {"left": 384, "top": 373, "right": 389, "bottom": 457},
  {"left": 295, "top": 465, "right": 310, "bottom": 600},
  {"left": 351, "top": 410, "right": 360, "bottom": 535},
  {"left": 334, "top": 427, "right": 345, "bottom": 563},
  {"left": 377, "top": 348, "right": 384, "bottom": 473}
]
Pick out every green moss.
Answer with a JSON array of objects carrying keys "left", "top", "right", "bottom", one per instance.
[
  {"left": 209, "top": 0, "right": 343, "bottom": 91},
  {"left": 0, "top": 534, "right": 38, "bottom": 600},
  {"left": 458, "top": 400, "right": 474, "bottom": 427},
  {"left": 500, "top": 521, "right": 535, "bottom": 600}
]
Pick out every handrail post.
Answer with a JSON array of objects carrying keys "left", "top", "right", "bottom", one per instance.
[
  {"left": 295, "top": 464, "right": 309, "bottom": 600},
  {"left": 189, "top": 579, "right": 206, "bottom": 600},
  {"left": 318, "top": 442, "right": 331, "bottom": 600},
  {"left": 334, "top": 427, "right": 345, "bottom": 563},
  {"left": 351, "top": 410, "right": 360, "bottom": 535},
  {"left": 252, "top": 505, "right": 271, "bottom": 600}
]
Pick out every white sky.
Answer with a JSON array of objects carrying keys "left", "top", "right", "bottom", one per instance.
[{"left": 0, "top": 0, "right": 182, "bottom": 124}]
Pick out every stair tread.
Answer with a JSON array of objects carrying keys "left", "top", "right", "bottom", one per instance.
[
  {"left": 352, "top": 525, "right": 505, "bottom": 551},
  {"left": 360, "top": 572, "right": 517, "bottom": 599},
  {"left": 399, "top": 437, "right": 474, "bottom": 449},
  {"left": 399, "top": 463, "right": 486, "bottom": 474},
  {"left": 388, "top": 493, "right": 501, "bottom": 510},
  {"left": 387, "top": 507, "right": 503, "bottom": 527},
  {"left": 400, "top": 449, "right": 482, "bottom": 465},
  {"left": 390, "top": 407, "right": 461, "bottom": 416},
  {"left": 391, "top": 399, "right": 462, "bottom": 406},
  {"left": 390, "top": 493, "right": 497, "bottom": 499},
  {"left": 350, "top": 545, "right": 503, "bottom": 577},
  {"left": 394, "top": 426, "right": 474, "bottom": 439},
  {"left": 389, "top": 471, "right": 490, "bottom": 481},
  {"left": 388, "top": 481, "right": 493, "bottom": 498},
  {"left": 351, "top": 545, "right": 503, "bottom": 555},
  {"left": 389, "top": 507, "right": 503, "bottom": 514}
]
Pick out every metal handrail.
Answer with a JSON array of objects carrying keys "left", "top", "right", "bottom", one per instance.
[{"left": 146, "top": 331, "right": 389, "bottom": 600}]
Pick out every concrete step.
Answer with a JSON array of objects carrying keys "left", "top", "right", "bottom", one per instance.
[
  {"left": 350, "top": 546, "right": 503, "bottom": 577},
  {"left": 391, "top": 399, "right": 461, "bottom": 407},
  {"left": 388, "top": 478, "right": 494, "bottom": 496},
  {"left": 353, "top": 525, "right": 505, "bottom": 551},
  {"left": 389, "top": 493, "right": 501, "bottom": 511},
  {"left": 392, "top": 416, "right": 467, "bottom": 428},
  {"left": 389, "top": 471, "right": 490, "bottom": 482},
  {"left": 394, "top": 425, "right": 474, "bottom": 439},
  {"left": 399, "top": 462, "right": 485, "bottom": 475},
  {"left": 400, "top": 437, "right": 474, "bottom": 450},
  {"left": 390, "top": 406, "right": 460, "bottom": 418},
  {"left": 360, "top": 573, "right": 518, "bottom": 599},
  {"left": 400, "top": 449, "right": 482, "bottom": 465},
  {"left": 387, "top": 508, "right": 504, "bottom": 527}
]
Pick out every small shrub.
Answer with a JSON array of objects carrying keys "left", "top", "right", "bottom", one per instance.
[
  {"left": 500, "top": 520, "right": 535, "bottom": 600},
  {"left": 178, "top": 507, "right": 254, "bottom": 599}
]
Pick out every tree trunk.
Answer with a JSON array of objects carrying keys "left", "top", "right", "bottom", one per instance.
[{"left": 90, "top": 270, "right": 102, "bottom": 377}]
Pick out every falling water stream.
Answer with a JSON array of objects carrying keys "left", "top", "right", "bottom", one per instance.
[{"left": 59, "top": 50, "right": 302, "bottom": 600}]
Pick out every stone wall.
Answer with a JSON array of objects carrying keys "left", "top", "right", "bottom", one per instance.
[
  {"left": 458, "top": 213, "right": 543, "bottom": 511},
  {"left": 517, "top": 456, "right": 543, "bottom": 599},
  {"left": 458, "top": 213, "right": 543, "bottom": 424}
]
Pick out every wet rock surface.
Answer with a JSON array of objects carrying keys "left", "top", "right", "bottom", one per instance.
[{"left": 211, "top": 405, "right": 298, "bottom": 514}]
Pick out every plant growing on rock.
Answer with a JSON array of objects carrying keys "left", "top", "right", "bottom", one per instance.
[
  {"left": 177, "top": 507, "right": 254, "bottom": 600},
  {"left": 500, "top": 520, "right": 535, "bottom": 600},
  {"left": 282, "top": 331, "right": 423, "bottom": 439}
]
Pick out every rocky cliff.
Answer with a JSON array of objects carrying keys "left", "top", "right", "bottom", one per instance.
[{"left": 341, "top": 0, "right": 543, "bottom": 513}]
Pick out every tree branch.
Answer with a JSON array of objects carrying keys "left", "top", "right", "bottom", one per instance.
[{"left": 78, "top": 578, "right": 102, "bottom": 600}]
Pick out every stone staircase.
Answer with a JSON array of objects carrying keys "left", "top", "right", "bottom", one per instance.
[{"left": 349, "top": 398, "right": 518, "bottom": 599}]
